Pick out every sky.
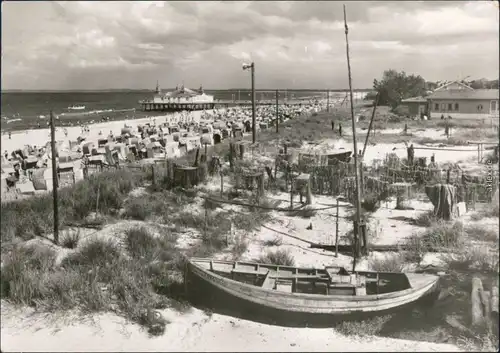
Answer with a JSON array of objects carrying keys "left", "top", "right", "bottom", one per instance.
[{"left": 1, "top": 1, "right": 499, "bottom": 90}]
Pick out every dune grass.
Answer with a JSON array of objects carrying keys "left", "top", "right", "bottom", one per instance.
[
  {"left": 368, "top": 254, "right": 406, "bottom": 272},
  {"left": 256, "top": 249, "right": 295, "bottom": 266},
  {"left": 1, "top": 231, "right": 181, "bottom": 336},
  {"left": 1, "top": 168, "right": 145, "bottom": 247}
]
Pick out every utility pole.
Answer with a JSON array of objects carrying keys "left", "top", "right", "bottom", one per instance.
[
  {"left": 242, "top": 62, "right": 256, "bottom": 143},
  {"left": 50, "top": 111, "right": 59, "bottom": 245},
  {"left": 275, "top": 89, "right": 279, "bottom": 133},
  {"left": 343, "top": 4, "right": 364, "bottom": 263},
  {"left": 251, "top": 63, "right": 256, "bottom": 144}
]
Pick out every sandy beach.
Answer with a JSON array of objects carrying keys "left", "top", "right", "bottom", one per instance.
[
  {"left": 1, "top": 301, "right": 461, "bottom": 352},
  {"left": 1, "top": 110, "right": 213, "bottom": 154}
]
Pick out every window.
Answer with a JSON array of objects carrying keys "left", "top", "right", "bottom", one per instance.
[
  {"left": 491, "top": 100, "right": 498, "bottom": 112},
  {"left": 448, "top": 103, "right": 453, "bottom": 111},
  {"left": 434, "top": 103, "right": 439, "bottom": 110},
  {"left": 478, "top": 104, "right": 483, "bottom": 111},
  {"left": 441, "top": 103, "right": 446, "bottom": 111},
  {"left": 454, "top": 103, "right": 459, "bottom": 111}
]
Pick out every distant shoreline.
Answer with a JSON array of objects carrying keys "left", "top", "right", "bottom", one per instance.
[{"left": 2, "top": 88, "right": 373, "bottom": 93}]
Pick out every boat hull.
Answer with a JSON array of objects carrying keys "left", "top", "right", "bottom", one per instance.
[{"left": 186, "top": 260, "right": 440, "bottom": 327}]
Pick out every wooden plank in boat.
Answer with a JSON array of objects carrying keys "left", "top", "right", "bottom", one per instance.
[
  {"left": 231, "top": 268, "right": 268, "bottom": 276},
  {"left": 276, "top": 282, "right": 293, "bottom": 293},
  {"left": 261, "top": 271, "right": 276, "bottom": 289}
]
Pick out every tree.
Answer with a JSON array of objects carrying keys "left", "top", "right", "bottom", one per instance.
[{"left": 373, "top": 70, "right": 427, "bottom": 109}]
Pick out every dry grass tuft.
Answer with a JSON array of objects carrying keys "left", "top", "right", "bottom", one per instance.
[
  {"left": 470, "top": 202, "right": 499, "bottom": 221},
  {"left": 263, "top": 236, "right": 283, "bottom": 247},
  {"left": 463, "top": 224, "right": 498, "bottom": 243},
  {"left": 413, "top": 210, "right": 437, "bottom": 227},
  {"left": 334, "top": 315, "right": 392, "bottom": 337},
  {"left": 439, "top": 245, "right": 499, "bottom": 274},
  {"left": 257, "top": 249, "right": 295, "bottom": 266},
  {"left": 369, "top": 254, "right": 405, "bottom": 272},
  {"left": 60, "top": 229, "right": 81, "bottom": 249}
]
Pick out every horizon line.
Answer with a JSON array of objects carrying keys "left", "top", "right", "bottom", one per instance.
[{"left": 1, "top": 87, "right": 374, "bottom": 93}]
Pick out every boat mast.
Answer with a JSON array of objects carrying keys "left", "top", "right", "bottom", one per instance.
[{"left": 343, "top": 4, "right": 363, "bottom": 270}]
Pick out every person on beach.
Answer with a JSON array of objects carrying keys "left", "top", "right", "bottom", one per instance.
[
  {"left": 8, "top": 131, "right": 11, "bottom": 139},
  {"left": 64, "top": 128, "right": 68, "bottom": 137},
  {"left": 338, "top": 123, "right": 342, "bottom": 136}
]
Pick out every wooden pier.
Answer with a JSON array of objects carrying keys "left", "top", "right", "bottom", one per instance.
[{"left": 139, "top": 99, "right": 309, "bottom": 112}]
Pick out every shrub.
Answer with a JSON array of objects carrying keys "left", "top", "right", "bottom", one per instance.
[
  {"left": 369, "top": 254, "right": 405, "bottom": 272},
  {"left": 124, "top": 226, "right": 178, "bottom": 263},
  {"left": 123, "top": 197, "right": 154, "bottom": 221},
  {"left": 61, "top": 229, "right": 81, "bottom": 249},
  {"left": 61, "top": 237, "right": 122, "bottom": 270},
  {"left": 257, "top": 249, "right": 295, "bottom": 266},
  {"left": 420, "top": 220, "right": 464, "bottom": 248}
]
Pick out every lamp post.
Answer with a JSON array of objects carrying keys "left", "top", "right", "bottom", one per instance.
[{"left": 243, "top": 62, "right": 256, "bottom": 144}]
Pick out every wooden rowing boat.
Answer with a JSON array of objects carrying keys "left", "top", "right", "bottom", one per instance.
[{"left": 185, "top": 258, "right": 440, "bottom": 326}]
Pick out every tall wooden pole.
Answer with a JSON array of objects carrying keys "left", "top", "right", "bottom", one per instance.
[
  {"left": 50, "top": 111, "right": 59, "bottom": 245},
  {"left": 251, "top": 62, "right": 256, "bottom": 144},
  {"left": 327, "top": 89, "right": 330, "bottom": 112},
  {"left": 343, "top": 4, "right": 363, "bottom": 263},
  {"left": 275, "top": 89, "right": 279, "bottom": 133}
]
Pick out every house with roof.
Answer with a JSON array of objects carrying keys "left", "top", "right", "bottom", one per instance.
[{"left": 401, "top": 81, "right": 499, "bottom": 119}]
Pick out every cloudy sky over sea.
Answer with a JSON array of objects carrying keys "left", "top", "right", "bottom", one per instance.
[{"left": 2, "top": 1, "right": 499, "bottom": 90}]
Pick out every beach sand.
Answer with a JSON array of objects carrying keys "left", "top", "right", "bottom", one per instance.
[
  {"left": 1, "top": 111, "right": 213, "bottom": 154},
  {"left": 1, "top": 301, "right": 461, "bottom": 352}
]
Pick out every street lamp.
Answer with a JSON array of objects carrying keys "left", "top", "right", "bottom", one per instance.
[{"left": 242, "top": 62, "right": 256, "bottom": 144}]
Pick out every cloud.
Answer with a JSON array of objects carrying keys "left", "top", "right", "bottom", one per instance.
[{"left": 1, "top": 0, "right": 498, "bottom": 90}]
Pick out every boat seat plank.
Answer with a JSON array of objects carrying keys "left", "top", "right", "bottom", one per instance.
[
  {"left": 232, "top": 268, "right": 269, "bottom": 276},
  {"left": 270, "top": 274, "right": 326, "bottom": 280},
  {"left": 328, "top": 282, "right": 355, "bottom": 288},
  {"left": 261, "top": 271, "right": 276, "bottom": 289}
]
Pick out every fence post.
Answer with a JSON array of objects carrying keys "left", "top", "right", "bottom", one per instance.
[
  {"left": 151, "top": 164, "right": 156, "bottom": 187},
  {"left": 335, "top": 198, "right": 339, "bottom": 257}
]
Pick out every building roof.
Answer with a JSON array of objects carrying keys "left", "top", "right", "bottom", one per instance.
[
  {"left": 165, "top": 86, "right": 201, "bottom": 98},
  {"left": 428, "top": 89, "right": 499, "bottom": 100},
  {"left": 434, "top": 81, "right": 474, "bottom": 92},
  {"left": 401, "top": 96, "right": 427, "bottom": 103}
]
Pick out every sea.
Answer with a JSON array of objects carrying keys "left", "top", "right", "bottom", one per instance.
[{"left": 0, "top": 89, "right": 328, "bottom": 132}]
